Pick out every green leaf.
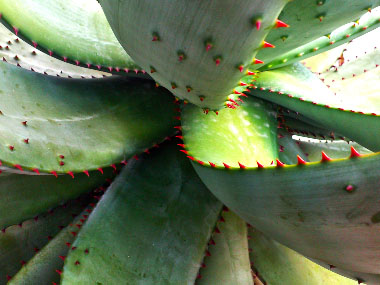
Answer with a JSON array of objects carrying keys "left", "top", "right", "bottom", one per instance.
[
  {"left": 100, "top": 0, "right": 288, "bottom": 109},
  {"left": 181, "top": 97, "right": 278, "bottom": 167},
  {"left": 248, "top": 228, "right": 358, "bottom": 284},
  {"left": 61, "top": 142, "right": 222, "bottom": 284},
  {"left": 0, "top": 196, "right": 90, "bottom": 284},
  {"left": 0, "top": 167, "right": 114, "bottom": 230},
  {"left": 0, "top": 0, "right": 142, "bottom": 74},
  {"left": 0, "top": 22, "right": 109, "bottom": 78},
  {"left": 248, "top": 63, "right": 380, "bottom": 151},
  {"left": 256, "top": 2, "right": 380, "bottom": 70},
  {"left": 198, "top": 210, "right": 253, "bottom": 285},
  {"left": 0, "top": 61, "right": 176, "bottom": 172},
  {"left": 192, "top": 151, "right": 380, "bottom": 275},
  {"left": 9, "top": 207, "right": 92, "bottom": 285}
]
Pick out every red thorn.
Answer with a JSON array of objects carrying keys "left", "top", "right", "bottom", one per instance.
[
  {"left": 223, "top": 206, "right": 229, "bottom": 212},
  {"left": 297, "top": 155, "right": 307, "bottom": 165},
  {"left": 206, "top": 43, "right": 212, "bottom": 51},
  {"left": 345, "top": 185, "right": 354, "bottom": 192},
  {"left": 71, "top": 231, "right": 77, "bottom": 237},
  {"left": 22, "top": 121, "right": 27, "bottom": 126},
  {"left": 187, "top": 156, "right": 195, "bottom": 161},
  {"left": 48, "top": 50, "right": 53, "bottom": 56},
  {"left": 20, "top": 260, "right": 26, "bottom": 266},
  {"left": 14, "top": 164, "right": 23, "bottom": 171},
  {"left": 110, "top": 164, "right": 116, "bottom": 170},
  {"left": 6, "top": 275, "right": 12, "bottom": 281},
  {"left": 13, "top": 26, "right": 19, "bottom": 36},
  {"left": 321, "top": 151, "right": 332, "bottom": 162},
  {"left": 205, "top": 250, "right": 211, "bottom": 256},
  {"left": 350, "top": 146, "right": 361, "bottom": 158},
  {"left": 83, "top": 170, "right": 90, "bottom": 177},
  {"left": 256, "top": 161, "right": 264, "bottom": 168},
  {"left": 255, "top": 20, "right": 262, "bottom": 30},
  {"left": 275, "top": 19, "right": 289, "bottom": 28},
  {"left": 253, "top": 58, "right": 264, "bottom": 64},
  {"left": 263, "top": 41, "right": 275, "bottom": 48},
  {"left": 59, "top": 161, "right": 65, "bottom": 166},
  {"left": 247, "top": 71, "right": 256, "bottom": 75},
  {"left": 59, "top": 256, "right": 66, "bottom": 261},
  {"left": 32, "top": 168, "right": 40, "bottom": 175},
  {"left": 222, "top": 163, "right": 230, "bottom": 169},
  {"left": 215, "top": 58, "right": 221, "bottom": 66},
  {"left": 209, "top": 162, "right": 216, "bottom": 168},
  {"left": 175, "top": 135, "right": 184, "bottom": 139},
  {"left": 180, "top": 149, "right": 189, "bottom": 154},
  {"left": 84, "top": 249, "right": 89, "bottom": 254},
  {"left": 197, "top": 274, "right": 202, "bottom": 279},
  {"left": 98, "top": 168, "right": 103, "bottom": 174},
  {"left": 23, "top": 138, "right": 29, "bottom": 144},
  {"left": 121, "top": 160, "right": 128, "bottom": 165},
  {"left": 177, "top": 144, "right": 185, "bottom": 148},
  {"left": 276, "top": 159, "right": 285, "bottom": 167},
  {"left": 219, "top": 216, "right": 225, "bottom": 222},
  {"left": 214, "top": 227, "right": 221, "bottom": 233},
  {"left": 238, "top": 65, "right": 244, "bottom": 72},
  {"left": 9, "top": 145, "right": 14, "bottom": 151},
  {"left": 67, "top": 171, "right": 74, "bottom": 178},
  {"left": 238, "top": 162, "right": 246, "bottom": 169},
  {"left": 75, "top": 261, "right": 80, "bottom": 265},
  {"left": 51, "top": 171, "right": 58, "bottom": 178},
  {"left": 55, "top": 270, "right": 62, "bottom": 275}
]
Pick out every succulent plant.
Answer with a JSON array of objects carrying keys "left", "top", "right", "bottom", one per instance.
[{"left": 0, "top": 0, "right": 379, "bottom": 284}]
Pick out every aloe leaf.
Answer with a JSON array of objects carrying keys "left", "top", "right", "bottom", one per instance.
[
  {"left": 9, "top": 206, "right": 93, "bottom": 285},
  {"left": 61, "top": 142, "right": 222, "bottom": 284},
  {"left": 0, "top": 22, "right": 109, "bottom": 78},
  {"left": 192, "top": 149, "right": 380, "bottom": 274},
  {"left": 298, "top": 140, "right": 372, "bottom": 161},
  {"left": 278, "top": 133, "right": 309, "bottom": 164},
  {"left": 304, "top": 26, "right": 380, "bottom": 75},
  {"left": 100, "top": 0, "right": 288, "bottom": 109},
  {"left": 247, "top": 63, "right": 380, "bottom": 151},
  {"left": 197, "top": 210, "right": 253, "bottom": 285},
  {"left": 0, "top": 61, "right": 176, "bottom": 173},
  {"left": 0, "top": 0, "right": 143, "bottom": 75},
  {"left": 181, "top": 97, "right": 278, "bottom": 167},
  {"left": 256, "top": 2, "right": 380, "bottom": 70},
  {"left": 279, "top": 114, "right": 347, "bottom": 141},
  {"left": 0, "top": 196, "right": 90, "bottom": 284},
  {"left": 0, "top": 167, "right": 114, "bottom": 230},
  {"left": 248, "top": 228, "right": 358, "bottom": 284}
]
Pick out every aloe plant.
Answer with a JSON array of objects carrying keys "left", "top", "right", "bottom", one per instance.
[{"left": 0, "top": 0, "right": 379, "bottom": 284}]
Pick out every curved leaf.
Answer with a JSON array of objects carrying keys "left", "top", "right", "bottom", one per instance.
[
  {"left": 181, "top": 97, "right": 278, "bottom": 167},
  {"left": 256, "top": 2, "right": 380, "bottom": 70},
  {"left": 192, "top": 151, "right": 380, "bottom": 274},
  {"left": 61, "top": 142, "right": 222, "bottom": 284},
  {"left": 0, "top": 22, "right": 109, "bottom": 78},
  {"left": 247, "top": 63, "right": 380, "bottom": 151},
  {"left": 0, "top": 167, "right": 114, "bottom": 230},
  {"left": 0, "top": 61, "right": 176, "bottom": 172},
  {"left": 0, "top": 0, "right": 143, "bottom": 75},
  {"left": 198, "top": 210, "right": 253, "bottom": 285}
]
